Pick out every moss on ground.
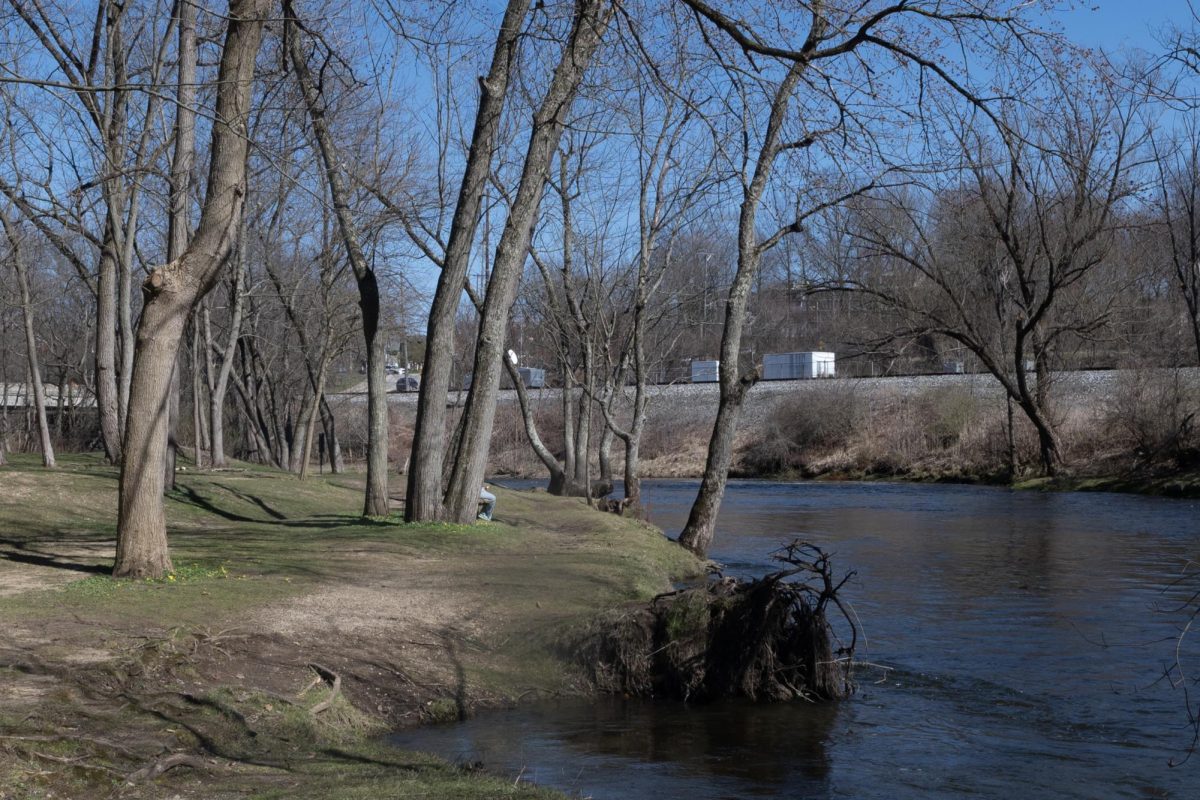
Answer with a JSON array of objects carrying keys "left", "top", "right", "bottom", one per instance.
[{"left": 0, "top": 454, "right": 701, "bottom": 798}]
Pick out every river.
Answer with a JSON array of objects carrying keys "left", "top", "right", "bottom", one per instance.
[{"left": 389, "top": 479, "right": 1200, "bottom": 798}]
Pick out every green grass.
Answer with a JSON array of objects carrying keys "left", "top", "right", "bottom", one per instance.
[{"left": 0, "top": 453, "right": 702, "bottom": 799}]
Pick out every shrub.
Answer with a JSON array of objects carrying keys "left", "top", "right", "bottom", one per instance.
[
  {"left": 1106, "top": 369, "right": 1200, "bottom": 468},
  {"left": 741, "top": 384, "right": 859, "bottom": 474}
]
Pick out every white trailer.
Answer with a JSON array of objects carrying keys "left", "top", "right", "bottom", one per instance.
[
  {"left": 517, "top": 367, "right": 546, "bottom": 388},
  {"left": 763, "top": 351, "right": 836, "bottom": 380},
  {"left": 690, "top": 360, "right": 720, "bottom": 383}
]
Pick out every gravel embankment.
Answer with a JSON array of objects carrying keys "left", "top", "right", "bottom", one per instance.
[{"left": 330, "top": 368, "right": 1200, "bottom": 430}]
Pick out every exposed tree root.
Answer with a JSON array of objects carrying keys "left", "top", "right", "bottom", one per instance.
[
  {"left": 126, "top": 752, "right": 209, "bottom": 782},
  {"left": 307, "top": 662, "right": 342, "bottom": 714},
  {"left": 582, "top": 540, "right": 857, "bottom": 702}
]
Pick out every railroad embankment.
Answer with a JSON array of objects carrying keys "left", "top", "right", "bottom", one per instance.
[{"left": 351, "top": 368, "right": 1200, "bottom": 496}]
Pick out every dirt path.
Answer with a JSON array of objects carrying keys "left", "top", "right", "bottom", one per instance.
[{"left": 0, "top": 458, "right": 697, "bottom": 798}]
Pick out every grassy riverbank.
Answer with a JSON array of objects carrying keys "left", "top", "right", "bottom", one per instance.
[{"left": 0, "top": 454, "right": 700, "bottom": 799}]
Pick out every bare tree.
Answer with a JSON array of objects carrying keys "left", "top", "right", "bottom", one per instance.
[
  {"left": 404, "top": 0, "right": 532, "bottom": 522},
  {"left": 597, "top": 63, "right": 713, "bottom": 509},
  {"left": 843, "top": 71, "right": 1145, "bottom": 475},
  {"left": 162, "top": 0, "right": 200, "bottom": 487},
  {"left": 672, "top": 0, "right": 1045, "bottom": 557},
  {"left": 442, "top": 0, "right": 617, "bottom": 523},
  {"left": 284, "top": 0, "right": 391, "bottom": 515},
  {"left": 205, "top": 218, "right": 247, "bottom": 468},
  {"left": 114, "top": 0, "right": 270, "bottom": 578},
  {"left": 1, "top": 211, "right": 54, "bottom": 467},
  {"left": 1, "top": 0, "right": 178, "bottom": 463},
  {"left": 1151, "top": 122, "right": 1200, "bottom": 365}
]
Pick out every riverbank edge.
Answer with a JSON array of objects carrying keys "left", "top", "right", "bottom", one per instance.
[
  {"left": 0, "top": 456, "right": 704, "bottom": 799},
  {"left": 734, "top": 466, "right": 1200, "bottom": 499},
  {"left": 497, "top": 465, "right": 1200, "bottom": 499}
]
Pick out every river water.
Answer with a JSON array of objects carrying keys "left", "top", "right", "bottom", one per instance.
[{"left": 390, "top": 480, "right": 1200, "bottom": 798}]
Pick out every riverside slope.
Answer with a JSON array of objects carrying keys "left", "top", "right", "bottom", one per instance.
[{"left": 0, "top": 454, "right": 700, "bottom": 799}]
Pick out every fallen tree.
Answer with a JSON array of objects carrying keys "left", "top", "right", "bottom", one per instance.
[{"left": 582, "top": 540, "right": 857, "bottom": 702}]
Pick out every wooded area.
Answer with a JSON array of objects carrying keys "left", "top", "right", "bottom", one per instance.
[{"left": 1, "top": 1, "right": 1199, "bottom": 574}]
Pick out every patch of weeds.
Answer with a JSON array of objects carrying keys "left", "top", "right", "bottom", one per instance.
[
  {"left": 664, "top": 590, "right": 710, "bottom": 642},
  {"left": 159, "top": 562, "right": 232, "bottom": 583},
  {"left": 63, "top": 562, "right": 233, "bottom": 596},
  {"left": 420, "top": 697, "right": 464, "bottom": 724},
  {"left": 392, "top": 521, "right": 481, "bottom": 534}
]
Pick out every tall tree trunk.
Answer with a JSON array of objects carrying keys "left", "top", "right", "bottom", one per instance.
[
  {"left": 623, "top": 310, "right": 651, "bottom": 508},
  {"left": 1012, "top": 335, "right": 1060, "bottom": 477},
  {"left": 284, "top": 2, "right": 390, "bottom": 515},
  {"left": 54, "top": 364, "right": 66, "bottom": 440},
  {"left": 1019, "top": 394, "right": 1061, "bottom": 477},
  {"left": 444, "top": 0, "right": 615, "bottom": 523},
  {"left": 1005, "top": 393, "right": 1017, "bottom": 477},
  {"left": 96, "top": 234, "right": 122, "bottom": 463},
  {"left": 678, "top": 63, "right": 806, "bottom": 558},
  {"left": 623, "top": 435, "right": 641, "bottom": 507},
  {"left": 163, "top": 0, "right": 198, "bottom": 490},
  {"left": 231, "top": 363, "right": 276, "bottom": 467},
  {"left": 562, "top": 366, "right": 576, "bottom": 480},
  {"left": 115, "top": 0, "right": 268, "bottom": 578},
  {"left": 505, "top": 356, "right": 569, "bottom": 493},
  {"left": 319, "top": 397, "right": 343, "bottom": 473},
  {"left": 299, "top": 354, "right": 331, "bottom": 481},
  {"left": 3, "top": 214, "right": 55, "bottom": 467},
  {"left": 405, "top": 0, "right": 531, "bottom": 521},
  {"left": 290, "top": 389, "right": 316, "bottom": 473},
  {"left": 598, "top": 422, "right": 613, "bottom": 483},
  {"left": 117, "top": 199, "right": 135, "bottom": 434},
  {"left": 102, "top": 0, "right": 134, "bottom": 440},
  {"left": 192, "top": 317, "right": 207, "bottom": 468},
  {"left": 210, "top": 239, "right": 244, "bottom": 468},
  {"left": 573, "top": 345, "right": 592, "bottom": 484}
]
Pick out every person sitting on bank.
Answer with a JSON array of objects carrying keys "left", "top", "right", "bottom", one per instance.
[{"left": 478, "top": 485, "right": 496, "bottom": 521}]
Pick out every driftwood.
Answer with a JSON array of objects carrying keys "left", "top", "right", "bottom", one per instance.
[{"left": 583, "top": 540, "right": 857, "bottom": 702}]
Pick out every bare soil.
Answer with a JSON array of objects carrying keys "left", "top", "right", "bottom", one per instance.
[{"left": 0, "top": 456, "right": 698, "bottom": 798}]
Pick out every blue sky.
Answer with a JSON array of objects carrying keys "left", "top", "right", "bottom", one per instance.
[{"left": 1052, "top": 1, "right": 1186, "bottom": 53}]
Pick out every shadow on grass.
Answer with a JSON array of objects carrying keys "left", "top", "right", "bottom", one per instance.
[
  {"left": 0, "top": 540, "right": 110, "bottom": 575},
  {"left": 213, "top": 483, "right": 288, "bottom": 520},
  {"left": 170, "top": 486, "right": 401, "bottom": 532}
]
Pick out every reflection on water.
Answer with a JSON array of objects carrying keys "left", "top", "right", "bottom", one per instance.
[
  {"left": 392, "top": 480, "right": 1200, "bottom": 799},
  {"left": 391, "top": 695, "right": 839, "bottom": 798}
]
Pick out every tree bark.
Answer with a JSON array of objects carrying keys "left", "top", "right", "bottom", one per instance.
[
  {"left": 114, "top": 0, "right": 269, "bottom": 578},
  {"left": 405, "top": 0, "right": 531, "bottom": 521},
  {"left": 96, "top": 230, "right": 122, "bottom": 463},
  {"left": 443, "top": 0, "right": 615, "bottom": 523},
  {"left": 209, "top": 235, "right": 244, "bottom": 468},
  {"left": 192, "top": 316, "right": 208, "bottom": 468},
  {"left": 284, "top": 2, "right": 389, "bottom": 515},
  {"left": 678, "top": 63, "right": 807, "bottom": 558},
  {"left": 320, "top": 396, "right": 343, "bottom": 473},
  {"left": 505, "top": 356, "right": 570, "bottom": 493},
  {"left": 298, "top": 362, "right": 329, "bottom": 481},
  {"left": 3, "top": 214, "right": 55, "bottom": 467},
  {"left": 162, "top": 0, "right": 198, "bottom": 488}
]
